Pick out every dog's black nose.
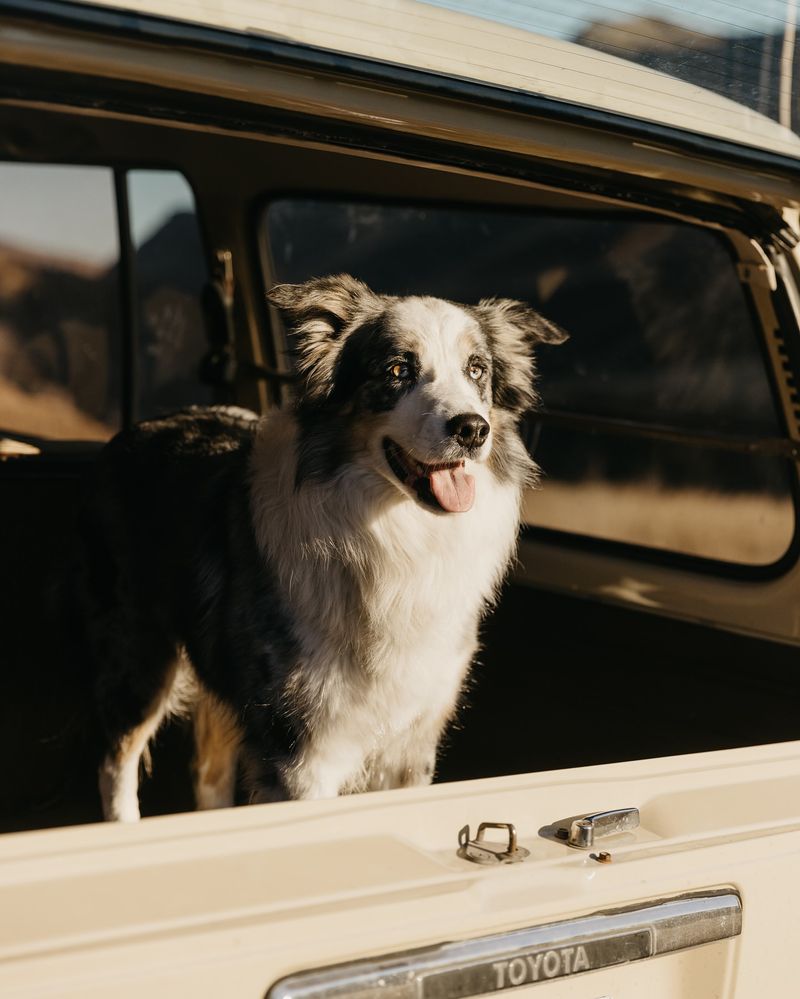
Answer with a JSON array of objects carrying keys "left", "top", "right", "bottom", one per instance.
[{"left": 447, "top": 413, "right": 490, "bottom": 449}]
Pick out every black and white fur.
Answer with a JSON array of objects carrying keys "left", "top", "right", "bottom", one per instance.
[{"left": 77, "top": 275, "right": 566, "bottom": 821}]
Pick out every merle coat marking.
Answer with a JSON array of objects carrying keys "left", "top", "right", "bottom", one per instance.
[{"left": 78, "top": 275, "right": 566, "bottom": 820}]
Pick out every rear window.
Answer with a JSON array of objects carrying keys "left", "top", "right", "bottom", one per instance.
[{"left": 264, "top": 199, "right": 795, "bottom": 568}]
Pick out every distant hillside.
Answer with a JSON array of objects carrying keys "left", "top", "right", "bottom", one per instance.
[{"left": 0, "top": 211, "right": 211, "bottom": 441}]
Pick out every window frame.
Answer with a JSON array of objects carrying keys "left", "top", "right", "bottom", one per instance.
[{"left": 259, "top": 192, "right": 800, "bottom": 580}]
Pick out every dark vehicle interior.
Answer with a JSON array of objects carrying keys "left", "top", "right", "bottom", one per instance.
[{"left": 3, "top": 95, "right": 800, "bottom": 834}]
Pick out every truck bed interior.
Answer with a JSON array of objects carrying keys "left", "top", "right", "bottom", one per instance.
[
  {"left": 5, "top": 525, "right": 800, "bottom": 834},
  {"left": 2, "top": 98, "right": 800, "bottom": 835}
]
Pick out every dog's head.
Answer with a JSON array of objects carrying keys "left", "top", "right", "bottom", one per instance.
[{"left": 268, "top": 274, "right": 567, "bottom": 513}]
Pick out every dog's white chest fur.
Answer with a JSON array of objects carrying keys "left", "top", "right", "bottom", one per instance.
[{"left": 250, "top": 411, "right": 521, "bottom": 799}]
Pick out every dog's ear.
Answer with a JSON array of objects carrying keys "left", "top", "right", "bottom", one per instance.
[
  {"left": 268, "top": 274, "right": 381, "bottom": 403},
  {"left": 478, "top": 298, "right": 569, "bottom": 346},
  {"left": 475, "top": 298, "right": 569, "bottom": 413}
]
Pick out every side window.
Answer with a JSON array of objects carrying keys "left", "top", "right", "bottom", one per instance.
[
  {"left": 0, "top": 163, "right": 122, "bottom": 443},
  {"left": 126, "top": 170, "right": 215, "bottom": 420},
  {"left": 0, "top": 164, "right": 214, "bottom": 452},
  {"left": 265, "top": 199, "right": 795, "bottom": 568}
]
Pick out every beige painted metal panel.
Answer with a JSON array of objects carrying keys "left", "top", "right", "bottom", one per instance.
[
  {"left": 4, "top": 14, "right": 800, "bottom": 212},
  {"left": 2, "top": 742, "right": 800, "bottom": 996},
  {"left": 513, "top": 531, "right": 800, "bottom": 645},
  {"left": 67, "top": 0, "right": 800, "bottom": 159}
]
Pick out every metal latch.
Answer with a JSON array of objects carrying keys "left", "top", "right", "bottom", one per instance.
[
  {"left": 458, "top": 822, "right": 530, "bottom": 865},
  {"left": 542, "top": 807, "right": 640, "bottom": 849}
]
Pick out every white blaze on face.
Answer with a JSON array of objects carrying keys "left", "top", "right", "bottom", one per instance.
[
  {"left": 377, "top": 297, "right": 493, "bottom": 513},
  {"left": 386, "top": 297, "right": 492, "bottom": 460}
]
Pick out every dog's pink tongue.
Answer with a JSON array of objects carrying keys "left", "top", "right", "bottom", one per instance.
[{"left": 429, "top": 465, "right": 475, "bottom": 512}]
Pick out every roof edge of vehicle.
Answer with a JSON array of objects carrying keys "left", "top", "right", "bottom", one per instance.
[{"left": 13, "top": 0, "right": 799, "bottom": 162}]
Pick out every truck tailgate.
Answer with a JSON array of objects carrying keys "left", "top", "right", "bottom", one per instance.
[{"left": 2, "top": 742, "right": 799, "bottom": 997}]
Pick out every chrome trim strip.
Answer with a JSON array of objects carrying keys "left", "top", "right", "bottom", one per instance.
[{"left": 267, "top": 890, "right": 741, "bottom": 999}]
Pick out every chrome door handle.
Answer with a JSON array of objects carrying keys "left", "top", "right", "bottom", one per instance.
[{"left": 563, "top": 807, "right": 640, "bottom": 849}]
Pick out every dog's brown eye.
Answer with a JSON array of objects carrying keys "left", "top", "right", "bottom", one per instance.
[
  {"left": 389, "top": 362, "right": 409, "bottom": 380},
  {"left": 468, "top": 362, "right": 486, "bottom": 381}
]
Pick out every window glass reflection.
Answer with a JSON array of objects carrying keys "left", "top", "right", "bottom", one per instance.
[
  {"left": 126, "top": 170, "right": 215, "bottom": 420},
  {"left": 526, "top": 424, "right": 794, "bottom": 564},
  {"left": 0, "top": 163, "right": 121, "bottom": 443}
]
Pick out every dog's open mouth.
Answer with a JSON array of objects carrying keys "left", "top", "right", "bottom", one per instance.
[{"left": 383, "top": 437, "right": 475, "bottom": 513}]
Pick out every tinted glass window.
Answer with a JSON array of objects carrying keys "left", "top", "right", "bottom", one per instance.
[
  {"left": 0, "top": 166, "right": 214, "bottom": 449},
  {"left": 265, "top": 199, "right": 795, "bottom": 566},
  {"left": 127, "top": 170, "right": 215, "bottom": 420},
  {"left": 526, "top": 425, "right": 792, "bottom": 564},
  {"left": 0, "top": 163, "right": 121, "bottom": 443}
]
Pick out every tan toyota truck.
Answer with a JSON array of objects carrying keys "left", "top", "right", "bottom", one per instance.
[{"left": 2, "top": 1, "right": 800, "bottom": 995}]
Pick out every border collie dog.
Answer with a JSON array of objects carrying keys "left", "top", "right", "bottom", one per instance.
[{"left": 79, "top": 274, "right": 566, "bottom": 821}]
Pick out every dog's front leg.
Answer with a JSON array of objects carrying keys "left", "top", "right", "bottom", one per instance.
[
  {"left": 365, "top": 754, "right": 436, "bottom": 791},
  {"left": 243, "top": 730, "right": 366, "bottom": 802},
  {"left": 365, "top": 723, "right": 440, "bottom": 792},
  {"left": 285, "top": 734, "right": 369, "bottom": 799}
]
